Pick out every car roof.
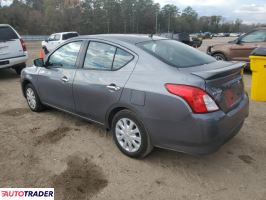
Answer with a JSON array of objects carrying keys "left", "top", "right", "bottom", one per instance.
[
  {"left": 52, "top": 32, "right": 78, "bottom": 35},
  {"left": 255, "top": 27, "right": 266, "bottom": 30},
  {"left": 77, "top": 34, "right": 166, "bottom": 45},
  {"left": 0, "top": 24, "right": 12, "bottom": 27}
]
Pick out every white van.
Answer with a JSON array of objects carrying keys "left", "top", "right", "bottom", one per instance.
[
  {"left": 0, "top": 24, "right": 28, "bottom": 74},
  {"left": 41, "top": 32, "right": 79, "bottom": 53}
]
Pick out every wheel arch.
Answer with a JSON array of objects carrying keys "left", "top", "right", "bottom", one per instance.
[
  {"left": 21, "top": 79, "right": 32, "bottom": 97},
  {"left": 211, "top": 51, "right": 228, "bottom": 60},
  {"left": 105, "top": 104, "right": 140, "bottom": 130}
]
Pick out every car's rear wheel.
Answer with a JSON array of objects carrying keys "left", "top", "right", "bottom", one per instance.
[
  {"left": 112, "top": 110, "right": 153, "bottom": 158},
  {"left": 213, "top": 53, "right": 226, "bottom": 61},
  {"left": 14, "top": 63, "right": 26, "bottom": 75},
  {"left": 24, "top": 84, "right": 44, "bottom": 112}
]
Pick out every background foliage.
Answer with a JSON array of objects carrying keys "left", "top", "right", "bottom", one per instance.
[{"left": 0, "top": 0, "right": 262, "bottom": 35}]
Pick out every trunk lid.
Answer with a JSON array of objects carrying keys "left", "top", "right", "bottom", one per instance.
[{"left": 180, "top": 61, "right": 246, "bottom": 113}]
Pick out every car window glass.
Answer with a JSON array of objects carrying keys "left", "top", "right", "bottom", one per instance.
[
  {"left": 48, "top": 35, "right": 55, "bottom": 41},
  {"left": 241, "top": 30, "right": 266, "bottom": 43},
  {"left": 54, "top": 34, "right": 61, "bottom": 41},
  {"left": 113, "top": 48, "right": 134, "bottom": 70},
  {"left": 0, "top": 26, "right": 18, "bottom": 41},
  {"left": 62, "top": 33, "right": 79, "bottom": 40},
  {"left": 84, "top": 42, "right": 116, "bottom": 70},
  {"left": 137, "top": 39, "right": 216, "bottom": 68},
  {"left": 48, "top": 41, "right": 82, "bottom": 68}
]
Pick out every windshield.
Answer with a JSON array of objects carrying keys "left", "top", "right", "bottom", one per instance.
[
  {"left": 62, "top": 33, "right": 79, "bottom": 40},
  {"left": 137, "top": 39, "right": 216, "bottom": 68},
  {"left": 0, "top": 26, "right": 19, "bottom": 41}
]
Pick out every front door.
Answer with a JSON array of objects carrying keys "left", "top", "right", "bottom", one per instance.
[
  {"left": 230, "top": 29, "right": 266, "bottom": 61},
  {"left": 73, "top": 41, "right": 136, "bottom": 123},
  {"left": 37, "top": 41, "right": 83, "bottom": 112}
]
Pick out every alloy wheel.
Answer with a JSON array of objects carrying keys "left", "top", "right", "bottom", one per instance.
[{"left": 115, "top": 118, "right": 142, "bottom": 153}]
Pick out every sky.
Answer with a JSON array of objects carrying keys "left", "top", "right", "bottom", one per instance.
[
  {"left": 1, "top": 0, "right": 265, "bottom": 24},
  {"left": 154, "top": 0, "right": 266, "bottom": 24}
]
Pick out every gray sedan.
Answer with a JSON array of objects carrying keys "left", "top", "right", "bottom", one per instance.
[{"left": 21, "top": 34, "right": 249, "bottom": 158}]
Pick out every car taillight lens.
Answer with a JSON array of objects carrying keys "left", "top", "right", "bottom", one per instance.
[
  {"left": 165, "top": 84, "right": 219, "bottom": 113},
  {"left": 20, "top": 39, "right": 27, "bottom": 51}
]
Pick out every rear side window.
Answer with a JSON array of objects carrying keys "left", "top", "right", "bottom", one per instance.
[
  {"left": 137, "top": 39, "right": 216, "bottom": 68},
  {"left": 113, "top": 48, "right": 134, "bottom": 70},
  {"left": 62, "top": 33, "right": 79, "bottom": 40},
  {"left": 84, "top": 42, "right": 116, "bottom": 70},
  {"left": 0, "top": 26, "right": 19, "bottom": 41},
  {"left": 83, "top": 41, "right": 134, "bottom": 70}
]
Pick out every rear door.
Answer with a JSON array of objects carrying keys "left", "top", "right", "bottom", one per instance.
[
  {"left": 0, "top": 25, "right": 24, "bottom": 60},
  {"left": 230, "top": 30, "right": 266, "bottom": 61},
  {"left": 73, "top": 40, "right": 136, "bottom": 123},
  {"left": 37, "top": 41, "right": 83, "bottom": 112}
]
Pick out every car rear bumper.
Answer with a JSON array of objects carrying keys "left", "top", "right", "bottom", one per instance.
[
  {"left": 0, "top": 53, "right": 28, "bottom": 69},
  {"left": 145, "top": 94, "right": 249, "bottom": 155}
]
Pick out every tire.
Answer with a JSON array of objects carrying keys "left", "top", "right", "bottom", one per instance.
[
  {"left": 14, "top": 63, "right": 26, "bottom": 75},
  {"left": 24, "top": 83, "right": 45, "bottom": 112},
  {"left": 112, "top": 110, "right": 153, "bottom": 158},
  {"left": 213, "top": 53, "right": 227, "bottom": 61}
]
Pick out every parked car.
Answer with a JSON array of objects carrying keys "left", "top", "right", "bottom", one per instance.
[
  {"left": 207, "top": 28, "right": 266, "bottom": 65},
  {"left": 160, "top": 32, "right": 202, "bottom": 48},
  {"left": 203, "top": 32, "right": 213, "bottom": 39},
  {"left": 41, "top": 32, "right": 79, "bottom": 53},
  {"left": 0, "top": 24, "right": 28, "bottom": 74},
  {"left": 21, "top": 35, "right": 249, "bottom": 158}
]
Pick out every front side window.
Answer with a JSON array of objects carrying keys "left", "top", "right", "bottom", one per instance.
[
  {"left": 47, "top": 41, "right": 82, "bottom": 68},
  {"left": 241, "top": 30, "right": 266, "bottom": 43},
  {"left": 84, "top": 41, "right": 134, "bottom": 70},
  {"left": 48, "top": 35, "right": 55, "bottom": 41},
  {"left": 137, "top": 39, "right": 216, "bottom": 68},
  {"left": 54, "top": 34, "right": 61, "bottom": 41}
]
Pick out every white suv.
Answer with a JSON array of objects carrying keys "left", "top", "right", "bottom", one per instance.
[
  {"left": 41, "top": 32, "right": 79, "bottom": 53},
  {"left": 0, "top": 24, "right": 28, "bottom": 75}
]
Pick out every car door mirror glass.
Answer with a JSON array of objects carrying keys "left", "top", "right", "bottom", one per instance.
[{"left": 34, "top": 58, "right": 45, "bottom": 67}]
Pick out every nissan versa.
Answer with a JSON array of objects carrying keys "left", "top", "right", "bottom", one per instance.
[{"left": 21, "top": 35, "right": 249, "bottom": 158}]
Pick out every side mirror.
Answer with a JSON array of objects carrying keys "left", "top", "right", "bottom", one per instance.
[
  {"left": 45, "top": 39, "right": 48, "bottom": 42},
  {"left": 34, "top": 58, "right": 45, "bottom": 67}
]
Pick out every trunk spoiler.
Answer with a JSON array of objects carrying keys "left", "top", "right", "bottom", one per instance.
[{"left": 190, "top": 62, "right": 246, "bottom": 80}]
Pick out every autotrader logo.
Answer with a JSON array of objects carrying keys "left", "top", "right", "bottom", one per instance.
[{"left": 0, "top": 188, "right": 54, "bottom": 200}]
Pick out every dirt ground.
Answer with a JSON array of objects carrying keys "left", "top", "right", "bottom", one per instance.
[{"left": 0, "top": 38, "right": 265, "bottom": 200}]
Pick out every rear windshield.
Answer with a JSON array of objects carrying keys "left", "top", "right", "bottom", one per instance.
[
  {"left": 62, "top": 33, "right": 79, "bottom": 40},
  {"left": 0, "top": 26, "right": 19, "bottom": 41},
  {"left": 137, "top": 39, "right": 216, "bottom": 68}
]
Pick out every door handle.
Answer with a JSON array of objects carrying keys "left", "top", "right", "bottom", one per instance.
[
  {"left": 61, "top": 76, "right": 69, "bottom": 82},
  {"left": 107, "top": 84, "right": 120, "bottom": 91}
]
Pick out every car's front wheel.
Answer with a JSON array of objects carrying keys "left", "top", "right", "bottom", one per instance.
[
  {"left": 112, "top": 110, "right": 153, "bottom": 158},
  {"left": 24, "top": 84, "right": 44, "bottom": 112},
  {"left": 213, "top": 53, "right": 226, "bottom": 61}
]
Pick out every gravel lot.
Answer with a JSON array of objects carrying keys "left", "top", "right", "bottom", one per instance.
[{"left": 0, "top": 38, "right": 265, "bottom": 200}]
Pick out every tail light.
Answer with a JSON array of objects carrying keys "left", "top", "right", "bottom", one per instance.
[
  {"left": 165, "top": 84, "right": 219, "bottom": 113},
  {"left": 20, "top": 39, "right": 27, "bottom": 52}
]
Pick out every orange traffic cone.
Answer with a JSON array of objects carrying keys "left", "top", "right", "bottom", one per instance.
[{"left": 40, "top": 48, "right": 45, "bottom": 59}]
